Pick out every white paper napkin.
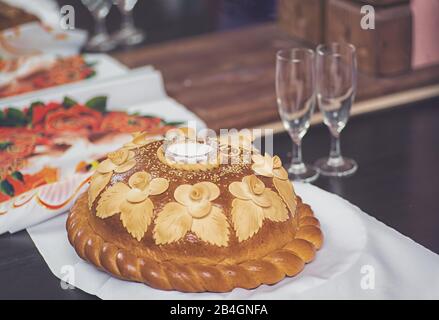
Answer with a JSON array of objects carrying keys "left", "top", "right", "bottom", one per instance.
[{"left": 26, "top": 183, "right": 439, "bottom": 299}]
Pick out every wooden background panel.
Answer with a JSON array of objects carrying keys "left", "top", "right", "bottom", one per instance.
[{"left": 112, "top": 23, "right": 439, "bottom": 131}]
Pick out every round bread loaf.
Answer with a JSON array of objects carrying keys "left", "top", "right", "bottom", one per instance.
[{"left": 67, "top": 132, "right": 323, "bottom": 292}]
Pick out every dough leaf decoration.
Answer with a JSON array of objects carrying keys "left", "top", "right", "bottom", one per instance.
[
  {"left": 89, "top": 148, "right": 137, "bottom": 208},
  {"left": 154, "top": 182, "right": 229, "bottom": 246},
  {"left": 229, "top": 175, "right": 288, "bottom": 241},
  {"left": 88, "top": 171, "right": 112, "bottom": 208},
  {"left": 231, "top": 198, "right": 264, "bottom": 242},
  {"left": 96, "top": 182, "right": 129, "bottom": 218},
  {"left": 273, "top": 177, "right": 296, "bottom": 215},
  {"left": 120, "top": 198, "right": 154, "bottom": 241},
  {"left": 251, "top": 153, "right": 296, "bottom": 215},
  {"left": 96, "top": 171, "right": 169, "bottom": 241}
]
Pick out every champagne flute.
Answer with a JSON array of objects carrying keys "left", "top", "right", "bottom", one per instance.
[
  {"left": 276, "top": 48, "right": 319, "bottom": 183},
  {"left": 112, "top": 0, "right": 145, "bottom": 46},
  {"left": 81, "top": 0, "right": 116, "bottom": 52},
  {"left": 314, "top": 42, "right": 358, "bottom": 176}
]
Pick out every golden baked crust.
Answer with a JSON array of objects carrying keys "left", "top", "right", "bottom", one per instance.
[
  {"left": 67, "top": 193, "right": 322, "bottom": 292},
  {"left": 66, "top": 137, "right": 323, "bottom": 292}
]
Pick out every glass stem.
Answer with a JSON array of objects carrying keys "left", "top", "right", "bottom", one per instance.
[
  {"left": 292, "top": 140, "right": 302, "bottom": 165},
  {"left": 122, "top": 11, "right": 134, "bottom": 30},
  {"left": 290, "top": 138, "right": 306, "bottom": 173},
  {"left": 95, "top": 17, "right": 107, "bottom": 36},
  {"left": 328, "top": 132, "right": 344, "bottom": 167}
]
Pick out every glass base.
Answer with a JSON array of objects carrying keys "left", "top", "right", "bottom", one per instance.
[
  {"left": 288, "top": 163, "right": 319, "bottom": 183},
  {"left": 315, "top": 157, "right": 358, "bottom": 177},
  {"left": 113, "top": 27, "right": 145, "bottom": 46},
  {"left": 86, "top": 33, "right": 116, "bottom": 52}
]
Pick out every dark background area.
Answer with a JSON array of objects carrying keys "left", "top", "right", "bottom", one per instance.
[{"left": 57, "top": 0, "right": 276, "bottom": 50}]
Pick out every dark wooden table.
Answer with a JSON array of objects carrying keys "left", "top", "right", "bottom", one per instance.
[{"left": 1, "top": 96, "right": 438, "bottom": 299}]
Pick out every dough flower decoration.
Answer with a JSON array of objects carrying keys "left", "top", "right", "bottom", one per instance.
[
  {"left": 88, "top": 148, "right": 137, "bottom": 208},
  {"left": 165, "top": 127, "right": 197, "bottom": 142},
  {"left": 154, "top": 182, "right": 229, "bottom": 246},
  {"left": 124, "top": 131, "right": 155, "bottom": 149},
  {"left": 96, "top": 171, "right": 169, "bottom": 241},
  {"left": 97, "top": 148, "right": 137, "bottom": 174},
  {"left": 251, "top": 153, "right": 296, "bottom": 215},
  {"left": 251, "top": 153, "right": 288, "bottom": 179},
  {"left": 229, "top": 175, "right": 288, "bottom": 242}
]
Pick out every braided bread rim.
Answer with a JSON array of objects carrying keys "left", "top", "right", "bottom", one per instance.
[{"left": 66, "top": 193, "right": 323, "bottom": 293}]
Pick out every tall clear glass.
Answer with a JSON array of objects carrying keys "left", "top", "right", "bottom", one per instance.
[
  {"left": 276, "top": 48, "right": 319, "bottom": 183},
  {"left": 113, "top": 0, "right": 145, "bottom": 46},
  {"left": 81, "top": 0, "right": 116, "bottom": 52},
  {"left": 315, "top": 43, "right": 358, "bottom": 177}
]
